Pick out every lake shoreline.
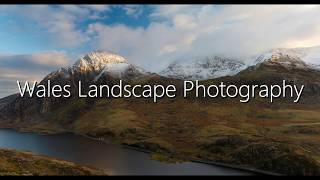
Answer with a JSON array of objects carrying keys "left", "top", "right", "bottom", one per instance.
[
  {"left": 0, "top": 126, "right": 279, "bottom": 176},
  {"left": 84, "top": 134, "right": 281, "bottom": 176}
]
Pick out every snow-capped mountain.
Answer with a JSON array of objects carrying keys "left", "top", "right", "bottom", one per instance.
[
  {"left": 45, "top": 51, "right": 149, "bottom": 81},
  {"left": 160, "top": 56, "right": 246, "bottom": 80},
  {"left": 252, "top": 47, "right": 320, "bottom": 70}
]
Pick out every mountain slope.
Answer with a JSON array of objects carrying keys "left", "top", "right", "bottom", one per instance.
[{"left": 0, "top": 94, "right": 18, "bottom": 110}]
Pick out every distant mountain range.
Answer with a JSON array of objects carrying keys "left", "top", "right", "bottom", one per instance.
[
  {"left": 42, "top": 46, "right": 320, "bottom": 83},
  {"left": 161, "top": 46, "right": 320, "bottom": 80},
  {"left": 1, "top": 46, "right": 320, "bottom": 117},
  {"left": 1, "top": 47, "right": 320, "bottom": 116},
  {"left": 15, "top": 46, "right": 319, "bottom": 86}
]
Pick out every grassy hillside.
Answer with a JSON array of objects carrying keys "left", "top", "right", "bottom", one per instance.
[{"left": 0, "top": 149, "right": 106, "bottom": 176}]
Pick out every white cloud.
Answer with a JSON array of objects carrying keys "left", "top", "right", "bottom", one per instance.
[
  {"left": 88, "top": 22, "right": 198, "bottom": 71},
  {"left": 18, "top": 5, "right": 88, "bottom": 47},
  {"left": 87, "top": 5, "right": 320, "bottom": 72}
]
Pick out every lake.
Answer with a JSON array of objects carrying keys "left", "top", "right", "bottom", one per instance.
[{"left": 0, "top": 129, "right": 253, "bottom": 175}]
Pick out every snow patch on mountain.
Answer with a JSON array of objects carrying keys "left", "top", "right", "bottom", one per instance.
[{"left": 160, "top": 56, "right": 246, "bottom": 80}]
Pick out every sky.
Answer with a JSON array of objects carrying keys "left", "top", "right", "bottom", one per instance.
[{"left": 1, "top": 5, "right": 320, "bottom": 98}]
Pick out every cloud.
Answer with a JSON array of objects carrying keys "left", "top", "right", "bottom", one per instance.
[
  {"left": 121, "top": 5, "right": 144, "bottom": 19},
  {"left": 0, "top": 51, "right": 70, "bottom": 98},
  {"left": 1, "top": 5, "right": 110, "bottom": 48},
  {"left": 2, "top": 5, "right": 320, "bottom": 97},
  {"left": 87, "top": 22, "right": 193, "bottom": 71},
  {"left": 88, "top": 5, "right": 320, "bottom": 72}
]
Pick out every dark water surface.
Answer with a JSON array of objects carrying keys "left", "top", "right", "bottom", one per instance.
[{"left": 0, "top": 129, "right": 253, "bottom": 175}]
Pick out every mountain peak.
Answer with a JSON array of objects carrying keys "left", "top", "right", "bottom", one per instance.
[
  {"left": 44, "top": 51, "right": 149, "bottom": 81},
  {"left": 73, "top": 51, "right": 128, "bottom": 72}
]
